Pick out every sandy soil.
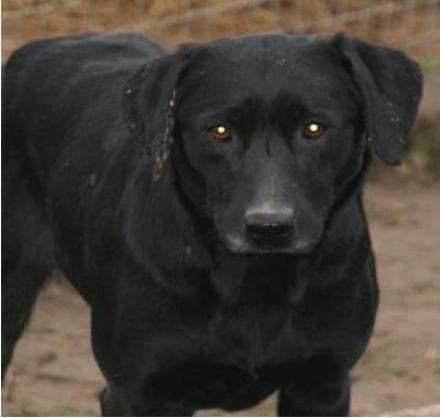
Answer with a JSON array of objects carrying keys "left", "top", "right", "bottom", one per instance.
[{"left": 2, "top": 175, "right": 440, "bottom": 416}]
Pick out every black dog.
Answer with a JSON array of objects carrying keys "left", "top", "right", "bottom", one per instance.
[{"left": 2, "top": 32, "right": 422, "bottom": 416}]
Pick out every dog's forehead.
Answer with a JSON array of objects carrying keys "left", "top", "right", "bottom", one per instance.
[
  {"left": 198, "top": 33, "right": 314, "bottom": 63},
  {"left": 181, "top": 34, "right": 354, "bottom": 103}
]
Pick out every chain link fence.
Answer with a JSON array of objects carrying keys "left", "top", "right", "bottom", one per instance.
[{"left": 2, "top": 0, "right": 440, "bottom": 59}]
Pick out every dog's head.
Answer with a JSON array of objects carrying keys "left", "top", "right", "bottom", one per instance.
[{"left": 125, "top": 33, "right": 422, "bottom": 255}]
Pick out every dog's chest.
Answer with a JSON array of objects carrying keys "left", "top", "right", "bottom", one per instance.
[
  {"left": 204, "top": 302, "right": 306, "bottom": 368},
  {"left": 137, "top": 261, "right": 314, "bottom": 409},
  {"left": 177, "top": 259, "right": 311, "bottom": 372},
  {"left": 148, "top": 304, "right": 308, "bottom": 411}
]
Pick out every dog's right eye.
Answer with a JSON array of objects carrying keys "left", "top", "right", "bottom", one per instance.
[
  {"left": 208, "top": 125, "right": 232, "bottom": 142},
  {"left": 303, "top": 121, "right": 327, "bottom": 139}
]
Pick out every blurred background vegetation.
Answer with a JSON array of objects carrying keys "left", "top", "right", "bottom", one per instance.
[
  {"left": 2, "top": 0, "right": 440, "bottom": 175},
  {"left": 2, "top": 0, "right": 439, "bottom": 52}
]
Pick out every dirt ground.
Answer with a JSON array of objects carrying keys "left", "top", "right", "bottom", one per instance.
[{"left": 2, "top": 171, "right": 440, "bottom": 417}]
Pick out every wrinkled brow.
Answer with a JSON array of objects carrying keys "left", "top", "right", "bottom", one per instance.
[{"left": 178, "top": 93, "right": 271, "bottom": 129}]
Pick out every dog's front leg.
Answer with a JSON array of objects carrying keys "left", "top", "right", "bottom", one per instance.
[
  {"left": 277, "top": 363, "right": 351, "bottom": 417},
  {"left": 100, "top": 386, "right": 195, "bottom": 417},
  {"left": 100, "top": 387, "right": 132, "bottom": 417}
]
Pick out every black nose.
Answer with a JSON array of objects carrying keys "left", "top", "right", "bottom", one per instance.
[{"left": 245, "top": 211, "right": 293, "bottom": 244}]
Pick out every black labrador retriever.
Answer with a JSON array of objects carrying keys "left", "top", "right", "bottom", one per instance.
[{"left": 2, "top": 32, "right": 422, "bottom": 416}]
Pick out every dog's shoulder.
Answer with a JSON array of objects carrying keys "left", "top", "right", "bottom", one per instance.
[
  {"left": 3, "top": 34, "right": 165, "bottom": 112},
  {"left": 5, "top": 33, "right": 164, "bottom": 69}
]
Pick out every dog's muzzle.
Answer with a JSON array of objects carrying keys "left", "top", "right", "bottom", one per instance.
[{"left": 244, "top": 209, "right": 294, "bottom": 247}]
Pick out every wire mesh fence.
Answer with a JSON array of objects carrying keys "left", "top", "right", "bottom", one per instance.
[{"left": 2, "top": 0, "right": 440, "bottom": 59}]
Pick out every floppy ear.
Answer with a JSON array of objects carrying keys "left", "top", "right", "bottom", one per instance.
[
  {"left": 332, "top": 33, "right": 423, "bottom": 165},
  {"left": 123, "top": 50, "right": 191, "bottom": 181}
]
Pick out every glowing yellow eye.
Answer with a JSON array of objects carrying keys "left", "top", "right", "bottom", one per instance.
[
  {"left": 208, "top": 125, "right": 231, "bottom": 142},
  {"left": 304, "top": 122, "right": 326, "bottom": 139}
]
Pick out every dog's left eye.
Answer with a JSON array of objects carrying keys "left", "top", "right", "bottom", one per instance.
[
  {"left": 208, "top": 125, "right": 232, "bottom": 142},
  {"left": 303, "top": 122, "right": 327, "bottom": 139}
]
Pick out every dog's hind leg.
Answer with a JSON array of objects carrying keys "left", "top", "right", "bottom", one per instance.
[{"left": 1, "top": 149, "right": 55, "bottom": 383}]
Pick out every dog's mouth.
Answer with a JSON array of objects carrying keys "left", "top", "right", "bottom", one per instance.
[{"left": 219, "top": 231, "right": 319, "bottom": 256}]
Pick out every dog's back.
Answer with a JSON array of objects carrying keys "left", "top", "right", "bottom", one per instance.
[
  {"left": 3, "top": 33, "right": 163, "bottom": 186},
  {"left": 1, "top": 33, "right": 163, "bottom": 378}
]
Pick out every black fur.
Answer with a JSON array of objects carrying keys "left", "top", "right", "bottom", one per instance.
[{"left": 2, "top": 32, "right": 422, "bottom": 416}]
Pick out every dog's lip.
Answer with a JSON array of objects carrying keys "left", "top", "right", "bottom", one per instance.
[
  {"left": 231, "top": 243, "right": 317, "bottom": 256},
  {"left": 220, "top": 232, "right": 318, "bottom": 256}
]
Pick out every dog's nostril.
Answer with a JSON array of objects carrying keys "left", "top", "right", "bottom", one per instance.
[
  {"left": 245, "top": 212, "right": 293, "bottom": 243},
  {"left": 248, "top": 223, "right": 291, "bottom": 239}
]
